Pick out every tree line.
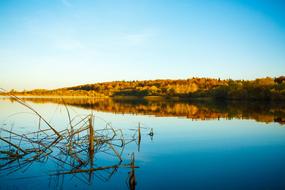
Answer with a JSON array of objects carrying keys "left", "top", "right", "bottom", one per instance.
[{"left": 3, "top": 76, "right": 285, "bottom": 101}]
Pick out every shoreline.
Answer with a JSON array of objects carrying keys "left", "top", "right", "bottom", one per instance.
[{"left": 1, "top": 94, "right": 284, "bottom": 103}]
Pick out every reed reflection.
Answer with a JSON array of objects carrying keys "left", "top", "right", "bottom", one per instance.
[{"left": 0, "top": 98, "right": 154, "bottom": 190}]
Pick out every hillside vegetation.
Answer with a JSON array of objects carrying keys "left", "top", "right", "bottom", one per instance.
[{"left": 3, "top": 76, "right": 285, "bottom": 101}]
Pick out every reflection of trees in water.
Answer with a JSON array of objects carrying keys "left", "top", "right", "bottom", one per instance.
[{"left": 10, "top": 97, "right": 285, "bottom": 125}]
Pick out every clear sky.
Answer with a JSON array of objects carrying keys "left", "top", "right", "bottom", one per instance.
[{"left": 0, "top": 0, "right": 285, "bottom": 90}]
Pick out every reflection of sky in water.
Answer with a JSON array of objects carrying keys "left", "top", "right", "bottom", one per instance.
[{"left": 1, "top": 99, "right": 285, "bottom": 189}]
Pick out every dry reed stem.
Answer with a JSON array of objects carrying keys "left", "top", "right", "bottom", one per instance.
[{"left": 53, "top": 164, "right": 138, "bottom": 175}]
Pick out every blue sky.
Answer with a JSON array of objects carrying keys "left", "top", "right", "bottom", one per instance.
[{"left": 0, "top": 0, "right": 285, "bottom": 90}]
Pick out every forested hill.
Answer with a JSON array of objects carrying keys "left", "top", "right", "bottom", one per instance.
[{"left": 3, "top": 76, "right": 285, "bottom": 101}]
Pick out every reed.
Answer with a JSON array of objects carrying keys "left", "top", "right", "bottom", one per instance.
[{"left": 0, "top": 94, "right": 153, "bottom": 189}]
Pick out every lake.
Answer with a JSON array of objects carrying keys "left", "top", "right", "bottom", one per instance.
[{"left": 0, "top": 97, "right": 285, "bottom": 190}]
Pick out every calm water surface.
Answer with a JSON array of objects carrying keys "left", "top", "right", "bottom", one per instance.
[{"left": 0, "top": 98, "right": 285, "bottom": 190}]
